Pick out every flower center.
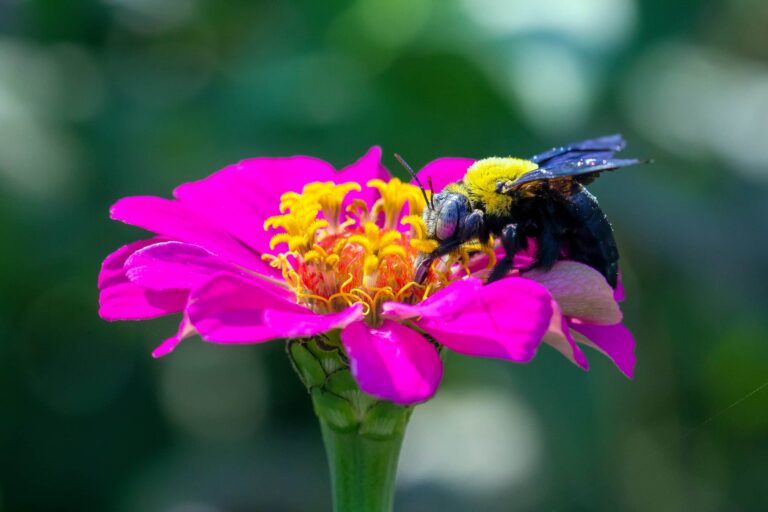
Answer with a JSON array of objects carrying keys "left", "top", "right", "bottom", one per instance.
[{"left": 263, "top": 178, "right": 448, "bottom": 324}]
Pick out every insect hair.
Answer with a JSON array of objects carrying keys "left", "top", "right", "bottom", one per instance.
[{"left": 394, "top": 153, "right": 433, "bottom": 210}]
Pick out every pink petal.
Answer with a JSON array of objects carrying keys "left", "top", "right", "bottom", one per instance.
[
  {"left": 263, "top": 305, "right": 363, "bottom": 339},
  {"left": 542, "top": 300, "right": 589, "bottom": 370},
  {"left": 152, "top": 315, "right": 197, "bottom": 358},
  {"left": 125, "top": 241, "right": 247, "bottom": 291},
  {"left": 524, "top": 261, "right": 621, "bottom": 325},
  {"left": 188, "top": 273, "right": 362, "bottom": 344},
  {"left": 98, "top": 239, "right": 187, "bottom": 321},
  {"left": 110, "top": 196, "right": 272, "bottom": 275},
  {"left": 415, "top": 157, "right": 475, "bottom": 192},
  {"left": 571, "top": 321, "right": 636, "bottom": 378},
  {"left": 341, "top": 320, "right": 443, "bottom": 405},
  {"left": 614, "top": 273, "right": 625, "bottom": 302},
  {"left": 173, "top": 155, "right": 339, "bottom": 256},
  {"left": 385, "top": 277, "right": 552, "bottom": 362},
  {"left": 99, "top": 238, "right": 161, "bottom": 290}
]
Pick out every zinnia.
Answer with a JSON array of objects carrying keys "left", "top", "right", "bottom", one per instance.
[{"left": 98, "top": 147, "right": 634, "bottom": 405}]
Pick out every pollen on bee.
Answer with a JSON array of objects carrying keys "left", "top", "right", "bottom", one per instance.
[{"left": 463, "top": 157, "right": 539, "bottom": 216}]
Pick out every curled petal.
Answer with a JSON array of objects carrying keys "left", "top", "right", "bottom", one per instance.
[
  {"left": 341, "top": 320, "right": 443, "bottom": 405},
  {"left": 542, "top": 300, "right": 589, "bottom": 370},
  {"left": 414, "top": 157, "right": 475, "bottom": 192},
  {"left": 386, "top": 277, "right": 552, "bottom": 362},
  {"left": 263, "top": 305, "right": 363, "bottom": 339},
  {"left": 152, "top": 315, "right": 197, "bottom": 358},
  {"left": 524, "top": 261, "right": 621, "bottom": 325},
  {"left": 98, "top": 238, "right": 187, "bottom": 321},
  {"left": 100, "top": 238, "right": 163, "bottom": 291},
  {"left": 188, "top": 273, "right": 362, "bottom": 344},
  {"left": 125, "top": 241, "right": 246, "bottom": 291},
  {"left": 571, "top": 321, "right": 636, "bottom": 378}
]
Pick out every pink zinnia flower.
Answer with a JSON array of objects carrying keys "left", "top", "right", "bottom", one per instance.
[{"left": 98, "top": 148, "right": 634, "bottom": 405}]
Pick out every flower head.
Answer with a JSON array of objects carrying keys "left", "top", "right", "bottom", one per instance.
[{"left": 99, "top": 147, "right": 634, "bottom": 405}]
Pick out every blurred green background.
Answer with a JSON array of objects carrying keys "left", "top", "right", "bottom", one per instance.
[{"left": 1, "top": 0, "right": 767, "bottom": 510}]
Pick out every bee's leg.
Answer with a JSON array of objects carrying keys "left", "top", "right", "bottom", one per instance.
[
  {"left": 414, "top": 255, "right": 435, "bottom": 283},
  {"left": 487, "top": 224, "right": 524, "bottom": 283},
  {"left": 564, "top": 185, "right": 619, "bottom": 287},
  {"left": 414, "top": 238, "right": 464, "bottom": 283},
  {"left": 533, "top": 219, "right": 562, "bottom": 270}
]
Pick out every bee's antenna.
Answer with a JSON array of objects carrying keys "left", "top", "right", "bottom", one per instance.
[
  {"left": 394, "top": 153, "right": 432, "bottom": 210},
  {"left": 427, "top": 176, "right": 435, "bottom": 209}
]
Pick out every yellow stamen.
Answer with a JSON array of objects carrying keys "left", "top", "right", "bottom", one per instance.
[
  {"left": 380, "top": 231, "right": 401, "bottom": 246},
  {"left": 269, "top": 233, "right": 292, "bottom": 250},
  {"left": 422, "top": 283, "right": 433, "bottom": 301},
  {"left": 339, "top": 273, "right": 355, "bottom": 293},
  {"left": 296, "top": 292, "right": 332, "bottom": 307},
  {"left": 401, "top": 215, "right": 427, "bottom": 238},
  {"left": 366, "top": 178, "right": 427, "bottom": 229},
  {"left": 348, "top": 235, "right": 373, "bottom": 252},
  {"left": 363, "top": 222, "right": 380, "bottom": 240},
  {"left": 288, "top": 235, "right": 309, "bottom": 252},
  {"left": 395, "top": 281, "right": 426, "bottom": 301},
  {"left": 350, "top": 287, "right": 375, "bottom": 305},
  {"left": 311, "top": 244, "right": 329, "bottom": 258},
  {"left": 303, "top": 250, "right": 322, "bottom": 264},
  {"left": 325, "top": 254, "right": 340, "bottom": 267},
  {"left": 363, "top": 255, "right": 379, "bottom": 276},
  {"left": 379, "top": 245, "right": 407, "bottom": 258},
  {"left": 410, "top": 239, "right": 439, "bottom": 253}
]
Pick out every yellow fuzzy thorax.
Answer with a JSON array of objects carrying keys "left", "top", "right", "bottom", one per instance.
[{"left": 462, "top": 157, "right": 538, "bottom": 215}]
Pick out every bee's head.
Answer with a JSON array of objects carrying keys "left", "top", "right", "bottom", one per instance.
[
  {"left": 423, "top": 190, "right": 471, "bottom": 241},
  {"left": 392, "top": 152, "right": 470, "bottom": 244}
]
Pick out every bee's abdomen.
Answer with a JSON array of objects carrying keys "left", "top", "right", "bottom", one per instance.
[{"left": 562, "top": 185, "right": 619, "bottom": 287}]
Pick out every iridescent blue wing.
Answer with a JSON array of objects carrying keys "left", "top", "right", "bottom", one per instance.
[
  {"left": 507, "top": 134, "right": 645, "bottom": 188},
  {"left": 529, "top": 134, "right": 626, "bottom": 167},
  {"left": 511, "top": 157, "right": 644, "bottom": 188}
]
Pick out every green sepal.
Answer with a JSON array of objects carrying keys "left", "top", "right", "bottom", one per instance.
[
  {"left": 304, "top": 332, "right": 345, "bottom": 373},
  {"left": 311, "top": 387, "right": 359, "bottom": 432},
  {"left": 288, "top": 342, "right": 325, "bottom": 388},
  {"left": 326, "top": 370, "right": 379, "bottom": 419},
  {"left": 360, "top": 401, "right": 412, "bottom": 439}
]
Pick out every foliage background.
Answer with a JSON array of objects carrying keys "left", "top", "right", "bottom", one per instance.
[{"left": 1, "top": 0, "right": 767, "bottom": 510}]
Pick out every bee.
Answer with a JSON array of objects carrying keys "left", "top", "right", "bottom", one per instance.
[{"left": 398, "top": 135, "right": 646, "bottom": 287}]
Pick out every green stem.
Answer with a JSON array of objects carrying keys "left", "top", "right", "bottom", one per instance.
[
  {"left": 288, "top": 335, "right": 412, "bottom": 511},
  {"left": 319, "top": 418, "right": 406, "bottom": 512}
]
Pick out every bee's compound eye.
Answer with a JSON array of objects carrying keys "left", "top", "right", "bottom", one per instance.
[{"left": 435, "top": 196, "right": 463, "bottom": 240}]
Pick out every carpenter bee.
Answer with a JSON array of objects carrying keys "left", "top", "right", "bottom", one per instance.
[{"left": 401, "top": 135, "right": 646, "bottom": 287}]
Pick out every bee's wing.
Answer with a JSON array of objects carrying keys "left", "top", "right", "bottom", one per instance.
[
  {"left": 529, "top": 134, "right": 626, "bottom": 167},
  {"left": 511, "top": 158, "right": 644, "bottom": 188}
]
